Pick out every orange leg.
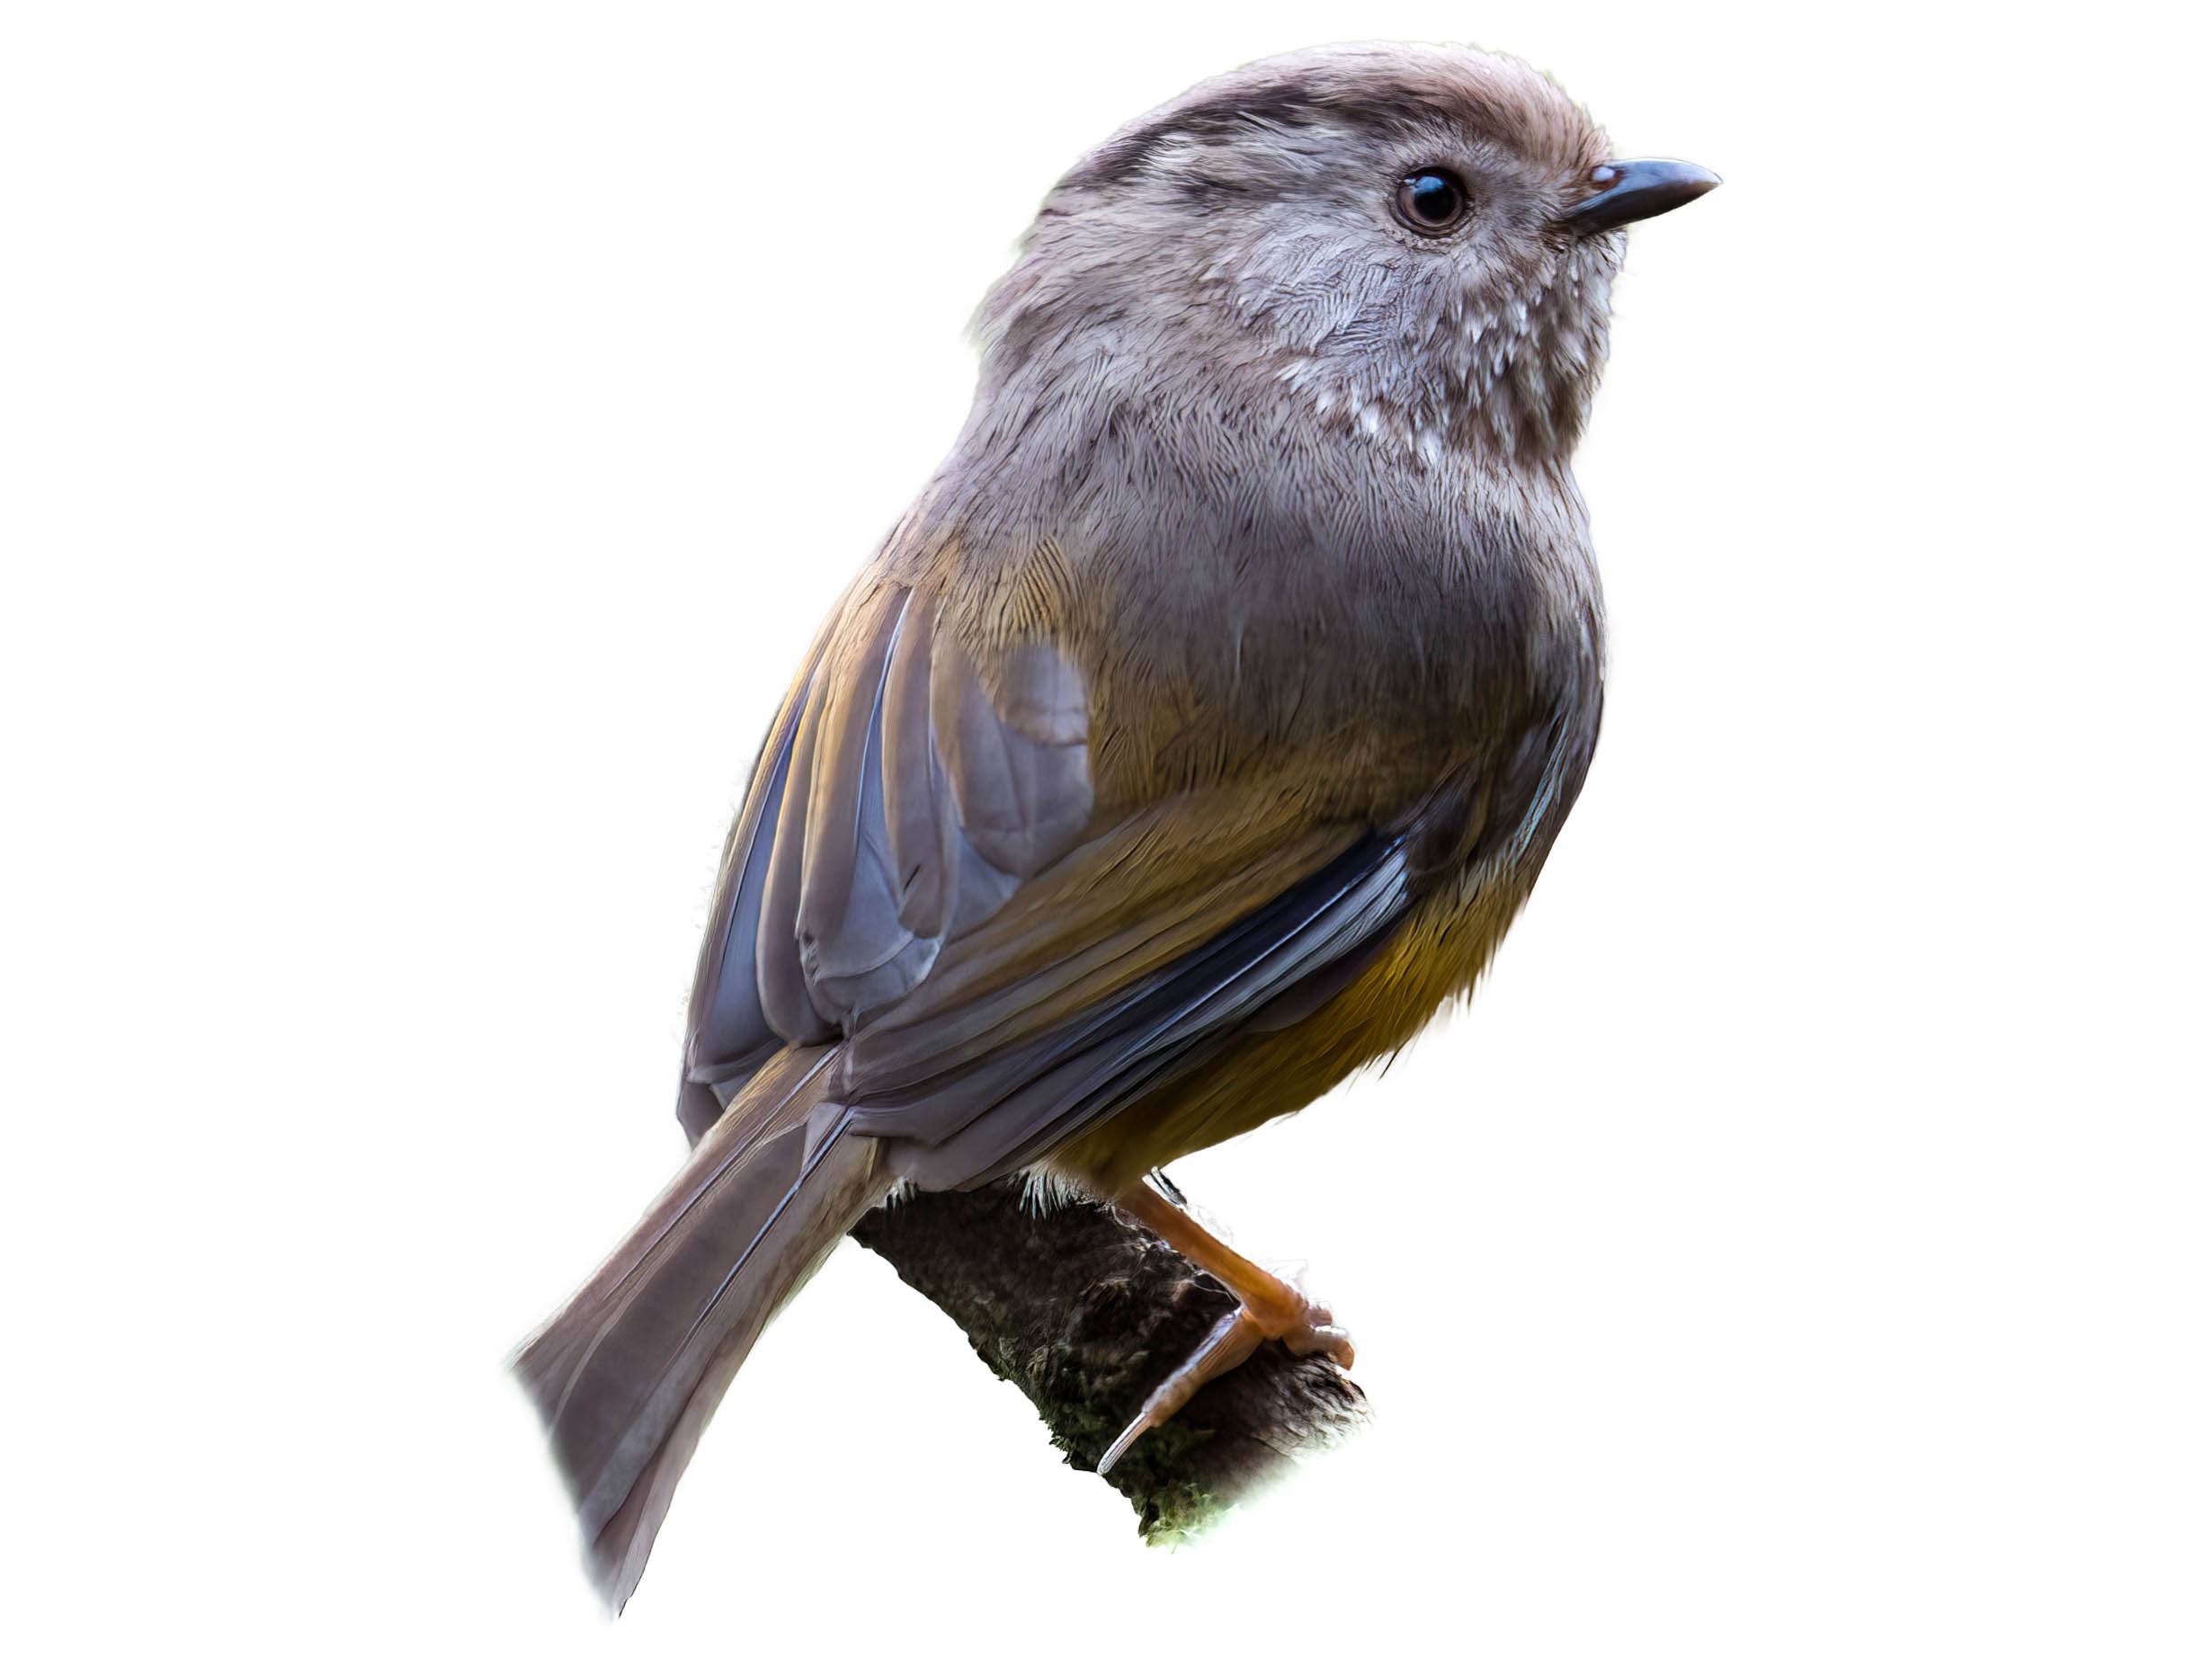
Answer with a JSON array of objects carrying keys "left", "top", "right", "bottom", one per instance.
[{"left": 1096, "top": 1180, "right": 1355, "bottom": 1474}]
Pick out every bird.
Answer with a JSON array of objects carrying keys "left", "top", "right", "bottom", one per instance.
[{"left": 513, "top": 40, "right": 1717, "bottom": 1608}]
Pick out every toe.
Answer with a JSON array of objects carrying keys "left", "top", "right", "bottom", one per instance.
[{"left": 1284, "top": 1320, "right": 1356, "bottom": 1369}]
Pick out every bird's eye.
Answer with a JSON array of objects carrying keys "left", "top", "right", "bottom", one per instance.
[{"left": 1393, "top": 167, "right": 1472, "bottom": 236}]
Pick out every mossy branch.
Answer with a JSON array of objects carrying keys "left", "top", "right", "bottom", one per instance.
[{"left": 849, "top": 1181, "right": 1368, "bottom": 1539}]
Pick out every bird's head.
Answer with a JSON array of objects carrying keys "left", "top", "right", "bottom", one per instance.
[{"left": 977, "top": 43, "right": 1716, "bottom": 468}]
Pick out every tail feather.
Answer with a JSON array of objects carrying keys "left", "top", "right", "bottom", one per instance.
[{"left": 513, "top": 1047, "right": 890, "bottom": 1609}]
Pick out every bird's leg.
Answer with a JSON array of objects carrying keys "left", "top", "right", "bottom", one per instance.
[{"left": 1096, "top": 1179, "right": 1355, "bottom": 1473}]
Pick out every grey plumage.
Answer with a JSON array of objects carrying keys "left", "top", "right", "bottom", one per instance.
[{"left": 516, "top": 40, "right": 1714, "bottom": 1608}]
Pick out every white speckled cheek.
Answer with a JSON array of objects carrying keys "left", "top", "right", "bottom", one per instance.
[{"left": 1265, "top": 224, "right": 1628, "bottom": 464}]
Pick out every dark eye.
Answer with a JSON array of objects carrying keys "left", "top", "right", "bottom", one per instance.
[{"left": 1393, "top": 167, "right": 1472, "bottom": 236}]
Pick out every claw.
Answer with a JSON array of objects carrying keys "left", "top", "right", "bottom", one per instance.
[
  {"left": 1097, "top": 1307, "right": 1263, "bottom": 1474},
  {"left": 1098, "top": 1182, "right": 1356, "bottom": 1475}
]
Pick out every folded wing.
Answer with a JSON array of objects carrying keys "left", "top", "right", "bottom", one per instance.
[{"left": 678, "top": 575, "right": 1443, "bottom": 1190}]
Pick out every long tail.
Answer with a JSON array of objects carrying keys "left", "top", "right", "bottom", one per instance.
[{"left": 513, "top": 1048, "right": 891, "bottom": 1610}]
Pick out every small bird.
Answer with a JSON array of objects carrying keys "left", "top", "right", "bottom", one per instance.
[{"left": 515, "top": 41, "right": 1715, "bottom": 1606}]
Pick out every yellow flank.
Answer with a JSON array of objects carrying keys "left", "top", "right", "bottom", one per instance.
[{"left": 1053, "top": 864, "right": 1533, "bottom": 1192}]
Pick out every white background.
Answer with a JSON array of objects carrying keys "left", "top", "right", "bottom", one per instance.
[{"left": 4, "top": 3, "right": 2206, "bottom": 1654}]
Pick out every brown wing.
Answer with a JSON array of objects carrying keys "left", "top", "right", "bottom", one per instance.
[
  {"left": 680, "top": 575, "right": 1096, "bottom": 1134},
  {"left": 678, "top": 574, "right": 1441, "bottom": 1188}
]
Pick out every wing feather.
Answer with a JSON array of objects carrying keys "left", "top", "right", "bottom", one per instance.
[
  {"left": 682, "top": 578, "right": 1104, "bottom": 1130},
  {"left": 754, "top": 629, "right": 836, "bottom": 1048},
  {"left": 679, "top": 573, "right": 1446, "bottom": 1191},
  {"left": 851, "top": 831, "right": 1414, "bottom": 1188}
]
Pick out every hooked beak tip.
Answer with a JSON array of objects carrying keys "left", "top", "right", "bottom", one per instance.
[{"left": 1565, "top": 158, "right": 1720, "bottom": 234}]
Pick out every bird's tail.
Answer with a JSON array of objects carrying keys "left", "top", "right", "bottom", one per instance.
[{"left": 513, "top": 1048, "right": 890, "bottom": 1610}]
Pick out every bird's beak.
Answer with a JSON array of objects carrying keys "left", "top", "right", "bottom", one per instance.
[{"left": 1564, "top": 158, "right": 1720, "bottom": 233}]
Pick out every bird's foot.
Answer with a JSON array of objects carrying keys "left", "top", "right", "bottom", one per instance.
[
  {"left": 1252, "top": 1280, "right": 1357, "bottom": 1368},
  {"left": 1095, "top": 1277, "right": 1354, "bottom": 1474}
]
